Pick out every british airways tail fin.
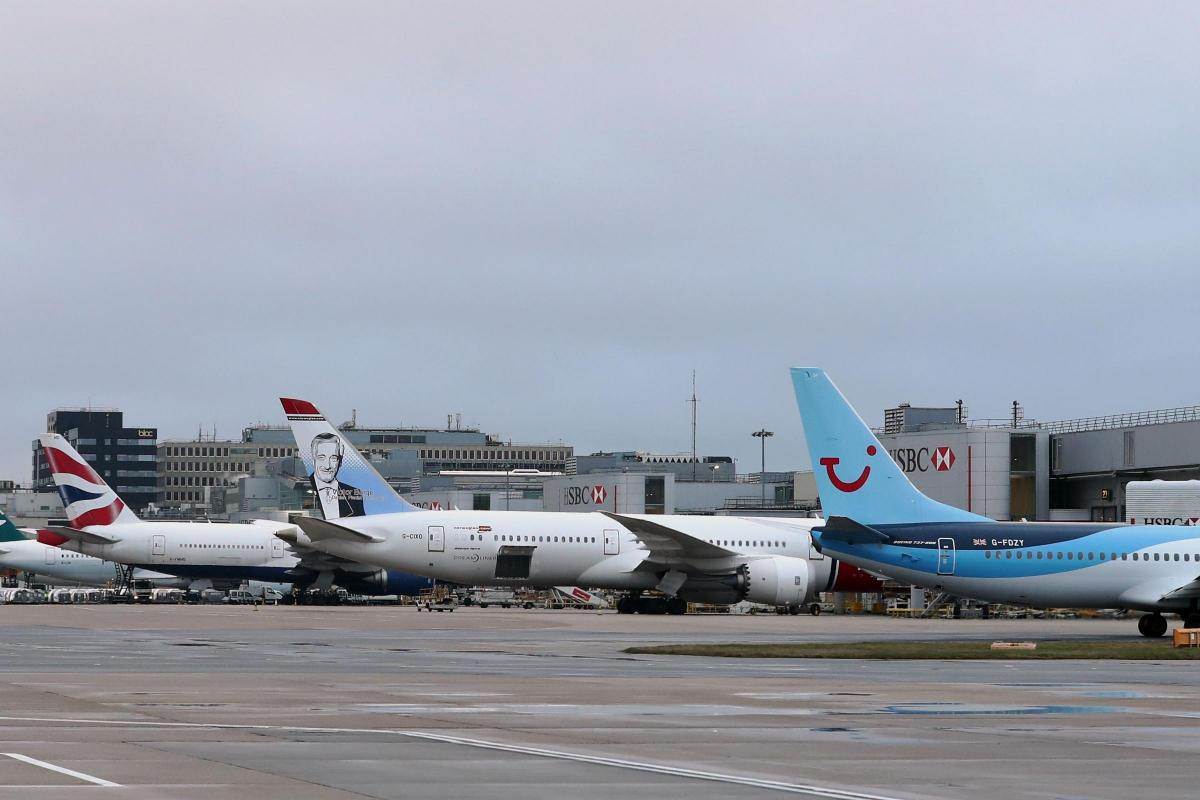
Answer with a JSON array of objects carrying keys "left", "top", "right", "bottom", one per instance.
[
  {"left": 38, "top": 434, "right": 141, "bottom": 527},
  {"left": 280, "top": 398, "right": 419, "bottom": 519},
  {"left": 790, "top": 368, "right": 990, "bottom": 526}
]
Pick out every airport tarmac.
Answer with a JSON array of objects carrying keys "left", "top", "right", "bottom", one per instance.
[{"left": 1, "top": 606, "right": 1197, "bottom": 799}]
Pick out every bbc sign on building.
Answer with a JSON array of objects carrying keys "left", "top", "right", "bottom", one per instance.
[{"left": 875, "top": 428, "right": 1049, "bottom": 521}]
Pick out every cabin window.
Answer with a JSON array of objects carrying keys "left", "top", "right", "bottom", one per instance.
[
  {"left": 1088, "top": 552, "right": 1094, "bottom": 560},
  {"left": 1186, "top": 554, "right": 1192, "bottom": 562},
  {"left": 1153, "top": 553, "right": 1160, "bottom": 561},
  {"left": 1067, "top": 552, "right": 1073, "bottom": 560},
  {"left": 1099, "top": 552, "right": 1106, "bottom": 560},
  {"left": 1015, "top": 552, "right": 1022, "bottom": 560},
  {"left": 1077, "top": 552, "right": 1084, "bottom": 560},
  {"left": 985, "top": 551, "right": 991, "bottom": 559},
  {"left": 1174, "top": 553, "right": 1181, "bottom": 561},
  {"left": 1036, "top": 551, "right": 1043, "bottom": 560},
  {"left": 1006, "top": 551, "right": 1013, "bottom": 559}
]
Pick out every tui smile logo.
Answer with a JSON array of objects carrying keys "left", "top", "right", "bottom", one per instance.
[{"left": 819, "top": 446, "right": 876, "bottom": 493}]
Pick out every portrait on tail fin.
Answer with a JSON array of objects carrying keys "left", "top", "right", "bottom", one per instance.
[{"left": 309, "top": 432, "right": 365, "bottom": 519}]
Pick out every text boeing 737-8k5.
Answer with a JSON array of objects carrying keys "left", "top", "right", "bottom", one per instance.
[
  {"left": 278, "top": 398, "right": 878, "bottom": 613},
  {"left": 791, "top": 367, "right": 1200, "bottom": 637}
]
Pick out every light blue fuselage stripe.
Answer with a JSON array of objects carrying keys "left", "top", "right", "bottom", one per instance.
[{"left": 822, "top": 523, "right": 1200, "bottom": 579}]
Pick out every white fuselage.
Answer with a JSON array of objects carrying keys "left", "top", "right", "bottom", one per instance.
[
  {"left": 0, "top": 539, "right": 184, "bottom": 588},
  {"left": 294, "top": 510, "right": 828, "bottom": 590},
  {"left": 61, "top": 521, "right": 300, "bottom": 583}
]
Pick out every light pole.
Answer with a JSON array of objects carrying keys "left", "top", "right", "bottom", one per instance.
[
  {"left": 503, "top": 464, "right": 511, "bottom": 510},
  {"left": 752, "top": 429, "right": 774, "bottom": 507}
]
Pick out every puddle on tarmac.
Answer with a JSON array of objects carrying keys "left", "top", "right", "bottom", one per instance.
[
  {"left": 881, "top": 703, "right": 1120, "bottom": 716},
  {"left": 350, "top": 703, "right": 817, "bottom": 717}
]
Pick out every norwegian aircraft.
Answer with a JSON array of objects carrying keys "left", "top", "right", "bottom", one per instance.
[
  {"left": 791, "top": 367, "right": 1200, "bottom": 637},
  {"left": 277, "top": 398, "right": 878, "bottom": 613},
  {"left": 0, "top": 508, "right": 184, "bottom": 588},
  {"left": 36, "top": 433, "right": 432, "bottom": 596}
]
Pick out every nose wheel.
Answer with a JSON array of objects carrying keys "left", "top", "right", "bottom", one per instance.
[{"left": 1138, "top": 613, "right": 1167, "bottom": 638}]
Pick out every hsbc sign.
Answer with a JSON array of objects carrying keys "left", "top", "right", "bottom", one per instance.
[
  {"left": 889, "top": 446, "right": 956, "bottom": 473},
  {"left": 564, "top": 485, "right": 609, "bottom": 506}
]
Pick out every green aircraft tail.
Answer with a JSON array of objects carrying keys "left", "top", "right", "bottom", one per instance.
[{"left": 0, "top": 508, "right": 28, "bottom": 542}]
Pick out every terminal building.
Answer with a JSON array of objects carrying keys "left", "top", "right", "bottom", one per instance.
[
  {"left": 873, "top": 400, "right": 1200, "bottom": 523},
  {"left": 31, "top": 408, "right": 158, "bottom": 513}
]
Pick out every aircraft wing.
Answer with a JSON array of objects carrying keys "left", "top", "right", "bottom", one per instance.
[
  {"left": 1159, "top": 576, "right": 1200, "bottom": 601},
  {"left": 292, "top": 515, "right": 384, "bottom": 544},
  {"left": 600, "top": 512, "right": 735, "bottom": 561},
  {"left": 283, "top": 539, "right": 379, "bottom": 572},
  {"left": 44, "top": 525, "right": 121, "bottom": 546}
]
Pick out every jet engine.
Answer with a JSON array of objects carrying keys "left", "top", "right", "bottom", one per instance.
[
  {"left": 333, "top": 568, "right": 434, "bottom": 597},
  {"left": 739, "top": 556, "right": 811, "bottom": 606},
  {"left": 675, "top": 556, "right": 812, "bottom": 607}
]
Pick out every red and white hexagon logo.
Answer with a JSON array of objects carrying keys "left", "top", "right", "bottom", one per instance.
[
  {"left": 592, "top": 485, "right": 608, "bottom": 504},
  {"left": 932, "top": 446, "right": 956, "bottom": 472}
]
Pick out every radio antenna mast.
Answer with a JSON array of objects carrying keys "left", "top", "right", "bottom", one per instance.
[{"left": 690, "top": 370, "right": 698, "bottom": 481}]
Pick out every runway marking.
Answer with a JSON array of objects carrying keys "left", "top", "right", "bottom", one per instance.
[
  {"left": 0, "top": 716, "right": 910, "bottom": 799},
  {"left": 2, "top": 752, "right": 121, "bottom": 787}
]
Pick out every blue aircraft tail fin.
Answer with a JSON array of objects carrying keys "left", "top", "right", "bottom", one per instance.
[{"left": 790, "top": 368, "right": 991, "bottom": 526}]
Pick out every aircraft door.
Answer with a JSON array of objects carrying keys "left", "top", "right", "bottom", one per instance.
[
  {"left": 151, "top": 535, "right": 166, "bottom": 558},
  {"left": 936, "top": 538, "right": 955, "bottom": 575},
  {"left": 428, "top": 526, "right": 445, "bottom": 552},
  {"left": 44, "top": 546, "right": 56, "bottom": 565},
  {"left": 603, "top": 528, "right": 619, "bottom": 556},
  {"left": 271, "top": 539, "right": 285, "bottom": 558}
]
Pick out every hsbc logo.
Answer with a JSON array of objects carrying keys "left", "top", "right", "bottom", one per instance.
[
  {"left": 564, "top": 485, "right": 610, "bottom": 506},
  {"left": 1133, "top": 516, "right": 1200, "bottom": 526},
  {"left": 932, "top": 446, "right": 955, "bottom": 472},
  {"left": 889, "top": 446, "right": 956, "bottom": 473}
]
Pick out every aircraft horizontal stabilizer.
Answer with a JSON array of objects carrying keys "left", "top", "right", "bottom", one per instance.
[
  {"left": 292, "top": 515, "right": 384, "bottom": 544},
  {"left": 43, "top": 525, "right": 121, "bottom": 546},
  {"left": 816, "top": 516, "right": 892, "bottom": 546}
]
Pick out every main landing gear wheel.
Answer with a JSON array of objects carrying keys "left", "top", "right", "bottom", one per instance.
[
  {"left": 1182, "top": 614, "right": 1200, "bottom": 630},
  {"left": 616, "top": 596, "right": 636, "bottom": 614},
  {"left": 666, "top": 597, "right": 688, "bottom": 615},
  {"left": 1138, "top": 613, "right": 1168, "bottom": 638},
  {"left": 809, "top": 603, "right": 821, "bottom": 616}
]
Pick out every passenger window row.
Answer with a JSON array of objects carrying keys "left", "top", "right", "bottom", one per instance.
[{"left": 984, "top": 550, "right": 1196, "bottom": 562}]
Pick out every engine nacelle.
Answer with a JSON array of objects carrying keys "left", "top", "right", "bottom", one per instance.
[
  {"left": 334, "top": 568, "right": 434, "bottom": 597},
  {"left": 740, "top": 556, "right": 810, "bottom": 606}
]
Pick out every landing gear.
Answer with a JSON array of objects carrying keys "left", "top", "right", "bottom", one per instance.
[
  {"left": 809, "top": 603, "right": 822, "bottom": 616},
  {"left": 666, "top": 596, "right": 688, "bottom": 615},
  {"left": 1138, "top": 613, "right": 1168, "bottom": 638},
  {"left": 616, "top": 593, "right": 639, "bottom": 614},
  {"left": 1181, "top": 613, "right": 1200, "bottom": 630}
]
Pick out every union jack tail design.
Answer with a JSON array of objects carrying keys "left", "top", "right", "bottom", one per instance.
[{"left": 38, "top": 433, "right": 140, "bottom": 528}]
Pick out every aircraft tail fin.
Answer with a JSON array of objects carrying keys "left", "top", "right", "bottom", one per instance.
[
  {"left": 790, "top": 368, "right": 990, "bottom": 526},
  {"left": 280, "top": 398, "right": 419, "bottom": 519},
  {"left": 37, "top": 434, "right": 141, "bottom": 527},
  {"left": 0, "top": 509, "right": 26, "bottom": 543}
]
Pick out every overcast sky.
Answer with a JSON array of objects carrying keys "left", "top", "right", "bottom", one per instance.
[{"left": 2, "top": 2, "right": 1198, "bottom": 482}]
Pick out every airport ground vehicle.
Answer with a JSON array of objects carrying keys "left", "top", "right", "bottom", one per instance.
[
  {"left": 472, "top": 588, "right": 515, "bottom": 608},
  {"left": 280, "top": 398, "right": 880, "bottom": 613},
  {"left": 791, "top": 367, "right": 1200, "bottom": 638}
]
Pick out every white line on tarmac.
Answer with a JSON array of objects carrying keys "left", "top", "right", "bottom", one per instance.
[
  {"left": 0, "top": 715, "right": 909, "bottom": 800},
  {"left": 2, "top": 752, "right": 121, "bottom": 787}
]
